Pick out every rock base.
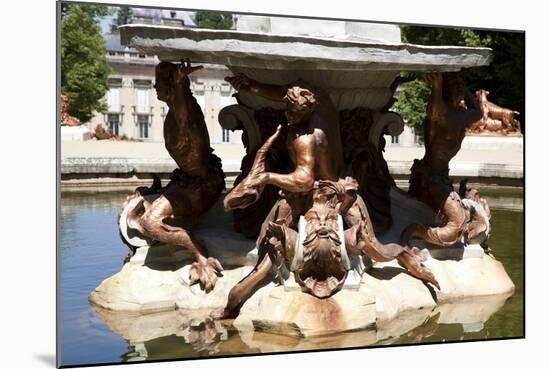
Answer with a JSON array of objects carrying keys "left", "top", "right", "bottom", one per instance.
[
  {"left": 89, "top": 189, "right": 515, "bottom": 337},
  {"left": 90, "top": 244, "right": 514, "bottom": 337}
]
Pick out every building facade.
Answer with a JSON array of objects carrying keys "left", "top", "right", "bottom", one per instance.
[
  {"left": 89, "top": 24, "right": 240, "bottom": 144},
  {"left": 89, "top": 12, "right": 422, "bottom": 147}
]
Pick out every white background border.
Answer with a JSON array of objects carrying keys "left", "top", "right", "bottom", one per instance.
[{"left": 2, "top": 0, "right": 544, "bottom": 368}]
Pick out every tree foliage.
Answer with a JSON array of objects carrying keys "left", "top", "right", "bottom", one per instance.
[
  {"left": 61, "top": 4, "right": 111, "bottom": 122},
  {"left": 395, "top": 26, "right": 525, "bottom": 135},
  {"left": 60, "top": 3, "right": 112, "bottom": 19},
  {"left": 194, "top": 11, "right": 233, "bottom": 29},
  {"left": 393, "top": 79, "right": 431, "bottom": 136},
  {"left": 110, "top": 6, "right": 133, "bottom": 33}
]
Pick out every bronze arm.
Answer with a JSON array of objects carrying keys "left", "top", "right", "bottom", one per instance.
[
  {"left": 263, "top": 134, "right": 316, "bottom": 192},
  {"left": 225, "top": 73, "right": 287, "bottom": 102},
  {"left": 172, "top": 59, "right": 203, "bottom": 127},
  {"left": 424, "top": 72, "right": 445, "bottom": 123}
]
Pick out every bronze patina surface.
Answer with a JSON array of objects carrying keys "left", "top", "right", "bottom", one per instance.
[{"left": 123, "top": 60, "right": 225, "bottom": 292}]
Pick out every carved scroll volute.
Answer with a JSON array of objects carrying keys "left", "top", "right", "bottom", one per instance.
[
  {"left": 218, "top": 104, "right": 262, "bottom": 152},
  {"left": 369, "top": 111, "right": 405, "bottom": 149}
]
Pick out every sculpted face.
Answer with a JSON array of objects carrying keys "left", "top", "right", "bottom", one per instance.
[
  {"left": 443, "top": 72, "right": 467, "bottom": 109},
  {"left": 154, "top": 62, "right": 176, "bottom": 103},
  {"left": 296, "top": 202, "right": 347, "bottom": 298},
  {"left": 285, "top": 104, "right": 313, "bottom": 125},
  {"left": 284, "top": 86, "right": 316, "bottom": 125}
]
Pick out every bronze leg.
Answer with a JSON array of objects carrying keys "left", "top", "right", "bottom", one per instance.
[
  {"left": 396, "top": 250, "right": 440, "bottom": 289},
  {"left": 210, "top": 243, "right": 274, "bottom": 319},
  {"left": 211, "top": 197, "right": 301, "bottom": 319},
  {"left": 127, "top": 194, "right": 223, "bottom": 292},
  {"left": 400, "top": 192, "right": 467, "bottom": 247},
  {"left": 346, "top": 223, "right": 439, "bottom": 289},
  {"left": 255, "top": 198, "right": 295, "bottom": 249}
]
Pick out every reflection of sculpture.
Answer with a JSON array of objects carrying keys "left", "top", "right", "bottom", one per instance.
[
  {"left": 466, "top": 89, "right": 521, "bottom": 135},
  {"left": 122, "top": 60, "right": 225, "bottom": 291},
  {"left": 403, "top": 72, "right": 483, "bottom": 247},
  {"left": 60, "top": 94, "right": 81, "bottom": 126},
  {"left": 183, "top": 319, "right": 226, "bottom": 355}
]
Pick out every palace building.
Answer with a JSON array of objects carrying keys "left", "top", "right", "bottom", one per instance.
[{"left": 88, "top": 10, "right": 240, "bottom": 144}]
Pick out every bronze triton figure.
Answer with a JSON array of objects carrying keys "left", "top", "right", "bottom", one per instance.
[
  {"left": 212, "top": 74, "right": 439, "bottom": 319},
  {"left": 122, "top": 60, "right": 225, "bottom": 292},
  {"left": 222, "top": 73, "right": 344, "bottom": 208},
  {"left": 401, "top": 72, "right": 485, "bottom": 247}
]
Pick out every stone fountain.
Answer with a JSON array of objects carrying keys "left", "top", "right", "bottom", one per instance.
[{"left": 89, "top": 16, "right": 514, "bottom": 339}]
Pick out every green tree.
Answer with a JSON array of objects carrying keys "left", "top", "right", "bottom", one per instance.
[
  {"left": 60, "top": 3, "right": 111, "bottom": 18},
  {"left": 110, "top": 6, "right": 133, "bottom": 33},
  {"left": 61, "top": 4, "right": 111, "bottom": 122},
  {"left": 394, "top": 26, "right": 525, "bottom": 135},
  {"left": 194, "top": 11, "right": 233, "bottom": 29},
  {"left": 393, "top": 79, "right": 431, "bottom": 137}
]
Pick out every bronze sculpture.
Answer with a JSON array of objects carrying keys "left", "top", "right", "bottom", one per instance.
[
  {"left": 60, "top": 94, "right": 81, "bottom": 126},
  {"left": 466, "top": 89, "right": 521, "bottom": 135},
  {"left": 223, "top": 75, "right": 343, "bottom": 203},
  {"left": 212, "top": 73, "right": 439, "bottom": 319},
  {"left": 93, "top": 124, "right": 135, "bottom": 141},
  {"left": 402, "top": 72, "right": 493, "bottom": 249},
  {"left": 231, "top": 108, "right": 291, "bottom": 239},
  {"left": 339, "top": 108, "right": 395, "bottom": 234},
  {"left": 122, "top": 60, "right": 225, "bottom": 292}
]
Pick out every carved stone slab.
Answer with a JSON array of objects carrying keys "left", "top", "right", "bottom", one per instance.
[{"left": 119, "top": 25, "right": 492, "bottom": 72}]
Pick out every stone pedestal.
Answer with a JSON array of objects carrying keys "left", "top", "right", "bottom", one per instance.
[
  {"left": 90, "top": 248, "right": 513, "bottom": 339},
  {"left": 90, "top": 189, "right": 514, "bottom": 337},
  {"left": 61, "top": 125, "right": 91, "bottom": 141},
  {"left": 461, "top": 135, "right": 523, "bottom": 151}
]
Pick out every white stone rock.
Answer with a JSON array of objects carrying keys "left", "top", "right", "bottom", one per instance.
[
  {"left": 89, "top": 290, "right": 511, "bottom": 353},
  {"left": 231, "top": 252, "right": 513, "bottom": 336},
  {"left": 61, "top": 125, "right": 91, "bottom": 141},
  {"left": 233, "top": 280, "right": 377, "bottom": 337},
  {"left": 90, "top": 191, "right": 515, "bottom": 337},
  {"left": 176, "top": 265, "right": 253, "bottom": 310}
]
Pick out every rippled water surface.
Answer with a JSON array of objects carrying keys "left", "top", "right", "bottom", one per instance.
[{"left": 59, "top": 188, "right": 524, "bottom": 367}]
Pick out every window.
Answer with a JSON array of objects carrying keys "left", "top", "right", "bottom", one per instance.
[
  {"left": 136, "top": 88, "right": 150, "bottom": 114},
  {"left": 107, "top": 88, "right": 120, "bottom": 112},
  {"left": 108, "top": 114, "right": 120, "bottom": 136},
  {"left": 391, "top": 135, "right": 399, "bottom": 144},
  {"left": 222, "top": 128, "right": 230, "bottom": 143},
  {"left": 138, "top": 115, "right": 149, "bottom": 138},
  {"left": 134, "top": 80, "right": 152, "bottom": 115},
  {"left": 134, "top": 79, "right": 152, "bottom": 89}
]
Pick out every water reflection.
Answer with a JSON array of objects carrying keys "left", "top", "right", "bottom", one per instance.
[{"left": 91, "top": 291, "right": 513, "bottom": 361}]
